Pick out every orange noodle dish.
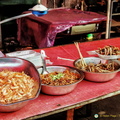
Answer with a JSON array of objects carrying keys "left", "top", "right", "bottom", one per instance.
[
  {"left": 0, "top": 70, "right": 38, "bottom": 104},
  {"left": 40, "top": 70, "right": 80, "bottom": 86}
]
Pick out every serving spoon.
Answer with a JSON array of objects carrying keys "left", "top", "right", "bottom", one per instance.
[{"left": 41, "top": 50, "right": 49, "bottom": 75}]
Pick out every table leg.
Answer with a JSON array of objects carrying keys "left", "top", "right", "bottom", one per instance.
[
  {"left": 66, "top": 106, "right": 83, "bottom": 120},
  {"left": 66, "top": 109, "right": 74, "bottom": 120}
]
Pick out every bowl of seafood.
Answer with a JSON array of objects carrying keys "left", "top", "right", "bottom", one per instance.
[
  {"left": 37, "top": 65, "right": 84, "bottom": 95},
  {"left": 74, "top": 57, "right": 120, "bottom": 82},
  {"left": 95, "top": 45, "right": 120, "bottom": 60},
  {"left": 0, "top": 57, "right": 41, "bottom": 112}
]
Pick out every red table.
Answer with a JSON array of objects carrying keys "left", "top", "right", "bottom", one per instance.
[
  {"left": 17, "top": 8, "right": 107, "bottom": 48},
  {"left": 1, "top": 37, "right": 120, "bottom": 120}
]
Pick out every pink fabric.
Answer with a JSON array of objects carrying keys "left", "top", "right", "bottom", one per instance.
[
  {"left": 17, "top": 8, "right": 107, "bottom": 48},
  {"left": 1, "top": 37, "right": 120, "bottom": 120}
]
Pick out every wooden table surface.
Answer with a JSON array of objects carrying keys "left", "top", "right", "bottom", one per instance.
[{"left": 1, "top": 37, "right": 120, "bottom": 120}]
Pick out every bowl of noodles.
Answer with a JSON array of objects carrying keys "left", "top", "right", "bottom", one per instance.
[
  {"left": 74, "top": 57, "right": 120, "bottom": 82},
  {"left": 0, "top": 57, "right": 41, "bottom": 112},
  {"left": 95, "top": 45, "right": 120, "bottom": 60},
  {"left": 37, "top": 65, "right": 84, "bottom": 95}
]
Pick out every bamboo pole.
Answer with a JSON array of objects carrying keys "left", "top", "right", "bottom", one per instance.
[
  {"left": 0, "top": 16, "right": 2, "bottom": 48},
  {"left": 54, "top": 0, "right": 56, "bottom": 8},
  {"left": 38, "top": 0, "right": 41, "bottom": 4},
  {"left": 105, "top": 0, "right": 114, "bottom": 39}
]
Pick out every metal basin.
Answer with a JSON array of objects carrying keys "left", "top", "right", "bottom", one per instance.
[
  {"left": 0, "top": 57, "right": 41, "bottom": 112},
  {"left": 95, "top": 50, "right": 120, "bottom": 60},
  {"left": 74, "top": 57, "right": 120, "bottom": 82},
  {"left": 37, "top": 65, "right": 84, "bottom": 95}
]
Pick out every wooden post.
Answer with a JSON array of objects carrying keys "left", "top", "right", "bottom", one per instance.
[
  {"left": 38, "top": 0, "right": 41, "bottom": 4},
  {"left": 54, "top": 0, "right": 56, "bottom": 8},
  {"left": 105, "top": 0, "right": 114, "bottom": 39},
  {"left": 0, "top": 16, "right": 2, "bottom": 48},
  {"left": 41, "top": 0, "right": 47, "bottom": 7}
]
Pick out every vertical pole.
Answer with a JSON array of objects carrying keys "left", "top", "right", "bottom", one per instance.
[
  {"left": 81, "top": 0, "right": 84, "bottom": 11},
  {"left": 69, "top": 0, "right": 71, "bottom": 8},
  {"left": 0, "top": 16, "right": 2, "bottom": 48},
  {"left": 38, "top": 0, "right": 41, "bottom": 4},
  {"left": 105, "top": 0, "right": 113, "bottom": 39},
  {"left": 54, "top": 0, "right": 56, "bottom": 8},
  {"left": 41, "top": 0, "right": 47, "bottom": 7}
]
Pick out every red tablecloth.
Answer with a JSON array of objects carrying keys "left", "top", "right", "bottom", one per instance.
[
  {"left": 17, "top": 8, "right": 107, "bottom": 48},
  {"left": 1, "top": 37, "right": 120, "bottom": 120}
]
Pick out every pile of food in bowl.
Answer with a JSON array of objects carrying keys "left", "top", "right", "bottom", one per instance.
[
  {"left": 40, "top": 69, "right": 80, "bottom": 86},
  {"left": 96, "top": 45, "right": 120, "bottom": 55},
  {"left": 95, "top": 45, "right": 120, "bottom": 59},
  {"left": 0, "top": 57, "right": 41, "bottom": 112},
  {"left": 0, "top": 70, "right": 38, "bottom": 105},
  {"left": 38, "top": 65, "right": 84, "bottom": 95},
  {"left": 74, "top": 57, "right": 120, "bottom": 82},
  {"left": 75, "top": 59, "right": 119, "bottom": 73}
]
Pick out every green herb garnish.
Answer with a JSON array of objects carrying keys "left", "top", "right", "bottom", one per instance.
[{"left": 50, "top": 73, "right": 64, "bottom": 80}]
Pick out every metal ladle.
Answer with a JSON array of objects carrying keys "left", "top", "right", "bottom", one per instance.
[{"left": 41, "top": 50, "right": 49, "bottom": 75}]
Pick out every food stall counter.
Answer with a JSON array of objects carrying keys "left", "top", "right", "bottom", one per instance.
[{"left": 1, "top": 37, "right": 120, "bottom": 120}]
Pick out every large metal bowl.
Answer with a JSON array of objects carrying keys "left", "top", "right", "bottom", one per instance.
[
  {"left": 37, "top": 65, "right": 84, "bottom": 95},
  {"left": 74, "top": 57, "right": 120, "bottom": 82},
  {"left": 0, "top": 57, "right": 41, "bottom": 112}
]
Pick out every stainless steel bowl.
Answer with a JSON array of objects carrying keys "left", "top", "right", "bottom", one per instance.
[
  {"left": 74, "top": 57, "right": 120, "bottom": 82},
  {"left": 0, "top": 57, "right": 41, "bottom": 112},
  {"left": 95, "top": 50, "right": 120, "bottom": 60},
  {"left": 37, "top": 65, "right": 84, "bottom": 95}
]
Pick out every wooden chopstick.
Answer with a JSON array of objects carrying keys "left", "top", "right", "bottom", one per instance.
[
  {"left": 74, "top": 42, "right": 83, "bottom": 59},
  {"left": 57, "top": 57, "right": 74, "bottom": 61},
  {"left": 74, "top": 42, "right": 87, "bottom": 67}
]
